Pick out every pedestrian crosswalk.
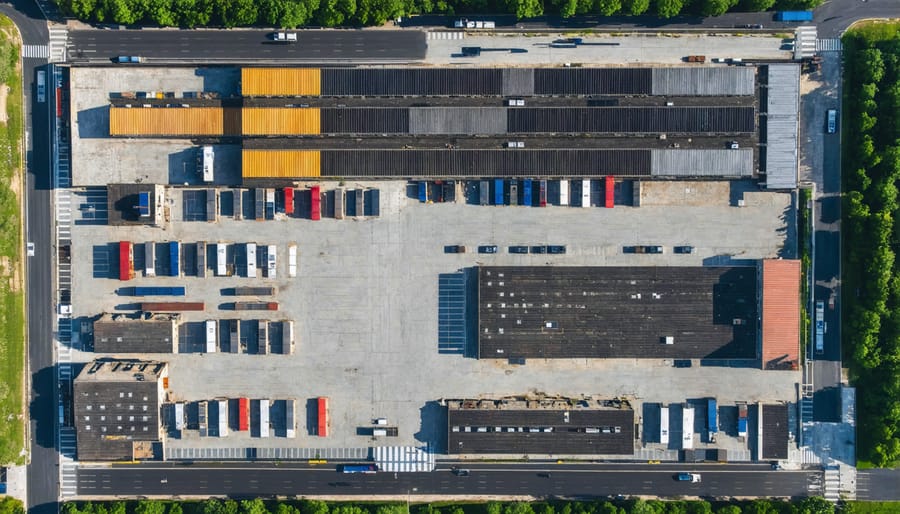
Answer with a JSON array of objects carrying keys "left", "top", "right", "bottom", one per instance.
[
  {"left": 428, "top": 31, "right": 465, "bottom": 40},
  {"left": 817, "top": 38, "right": 842, "bottom": 52},
  {"left": 49, "top": 26, "right": 68, "bottom": 62},
  {"left": 22, "top": 45, "right": 49, "bottom": 59}
]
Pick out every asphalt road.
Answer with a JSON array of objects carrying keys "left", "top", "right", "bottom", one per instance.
[
  {"left": 67, "top": 29, "right": 427, "bottom": 63},
  {"left": 0, "top": 2, "right": 57, "bottom": 514},
  {"left": 857, "top": 469, "right": 900, "bottom": 501},
  {"left": 77, "top": 462, "right": 816, "bottom": 498}
]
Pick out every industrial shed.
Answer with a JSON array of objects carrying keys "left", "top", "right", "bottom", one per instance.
[
  {"left": 109, "top": 107, "right": 240, "bottom": 137},
  {"left": 651, "top": 67, "right": 756, "bottom": 96},
  {"left": 760, "top": 404, "right": 789, "bottom": 460},
  {"left": 761, "top": 259, "right": 801, "bottom": 370},
  {"left": 477, "top": 266, "right": 759, "bottom": 360},
  {"left": 74, "top": 360, "right": 168, "bottom": 461},
  {"left": 650, "top": 149, "right": 753, "bottom": 178},
  {"left": 93, "top": 313, "right": 179, "bottom": 354},
  {"left": 762, "top": 64, "right": 800, "bottom": 189},
  {"left": 446, "top": 398, "right": 635, "bottom": 455},
  {"left": 241, "top": 68, "right": 321, "bottom": 96}
]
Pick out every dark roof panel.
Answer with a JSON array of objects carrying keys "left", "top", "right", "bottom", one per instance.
[{"left": 762, "top": 404, "right": 789, "bottom": 459}]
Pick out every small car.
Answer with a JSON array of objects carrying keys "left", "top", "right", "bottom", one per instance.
[
  {"left": 452, "top": 468, "right": 470, "bottom": 476},
  {"left": 508, "top": 246, "right": 529, "bottom": 254},
  {"left": 643, "top": 246, "right": 663, "bottom": 254},
  {"left": 115, "top": 55, "right": 142, "bottom": 64},
  {"left": 444, "top": 245, "right": 466, "bottom": 254},
  {"left": 26, "top": 242, "right": 34, "bottom": 257},
  {"left": 548, "top": 245, "right": 567, "bottom": 254},
  {"left": 478, "top": 245, "right": 498, "bottom": 254},
  {"left": 675, "top": 473, "right": 701, "bottom": 482},
  {"left": 271, "top": 32, "right": 298, "bottom": 42},
  {"left": 728, "top": 141, "right": 740, "bottom": 149},
  {"left": 674, "top": 246, "right": 693, "bottom": 254},
  {"left": 530, "top": 245, "right": 548, "bottom": 254}
]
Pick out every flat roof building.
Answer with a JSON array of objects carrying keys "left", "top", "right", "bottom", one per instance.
[
  {"left": 477, "top": 266, "right": 758, "bottom": 361},
  {"left": 74, "top": 360, "right": 168, "bottom": 461},
  {"left": 93, "top": 313, "right": 179, "bottom": 354},
  {"left": 760, "top": 404, "right": 789, "bottom": 460},
  {"left": 107, "top": 184, "right": 165, "bottom": 226},
  {"left": 446, "top": 397, "right": 634, "bottom": 455},
  {"left": 761, "top": 259, "right": 801, "bottom": 370}
]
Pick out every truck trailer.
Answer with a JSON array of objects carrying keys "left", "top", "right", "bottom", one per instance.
[{"left": 205, "top": 320, "right": 217, "bottom": 353}]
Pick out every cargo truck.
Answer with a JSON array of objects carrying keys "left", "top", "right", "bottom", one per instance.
[
  {"left": 707, "top": 398, "right": 718, "bottom": 443},
  {"left": 581, "top": 179, "right": 591, "bottom": 208},
  {"left": 216, "top": 243, "right": 227, "bottom": 276},
  {"left": 259, "top": 399, "right": 270, "bottom": 438},
  {"left": 334, "top": 188, "right": 345, "bottom": 219},
  {"left": 539, "top": 180, "right": 547, "bottom": 207},
  {"left": 265, "top": 189, "right": 275, "bottom": 219},
  {"left": 232, "top": 286, "right": 276, "bottom": 296},
  {"left": 282, "top": 320, "right": 295, "bottom": 354},
  {"left": 198, "top": 400, "right": 208, "bottom": 437},
  {"left": 776, "top": 10, "right": 813, "bottom": 21},
  {"left": 284, "top": 187, "right": 294, "bottom": 216},
  {"left": 144, "top": 242, "right": 155, "bottom": 277},
  {"left": 660, "top": 406, "right": 669, "bottom": 445},
  {"left": 480, "top": 181, "right": 490, "bottom": 206},
  {"left": 286, "top": 399, "right": 296, "bottom": 438},
  {"left": 119, "top": 241, "right": 134, "bottom": 281},
  {"left": 815, "top": 301, "right": 825, "bottom": 353},
  {"left": 418, "top": 181, "right": 429, "bottom": 203},
  {"left": 174, "top": 402, "right": 185, "bottom": 431},
  {"left": 341, "top": 464, "right": 378, "bottom": 474},
  {"left": 258, "top": 320, "right": 269, "bottom": 355},
  {"left": 141, "top": 302, "right": 205, "bottom": 312},
  {"left": 494, "top": 179, "right": 504, "bottom": 205},
  {"left": 523, "top": 179, "right": 533, "bottom": 206},
  {"left": 201, "top": 146, "right": 214, "bottom": 183},
  {"left": 131, "top": 286, "right": 186, "bottom": 296},
  {"left": 682, "top": 405, "right": 695, "bottom": 449},
  {"left": 604, "top": 176, "right": 615, "bottom": 208},
  {"left": 205, "top": 320, "right": 217, "bottom": 353},
  {"left": 230, "top": 320, "right": 240, "bottom": 353},
  {"left": 238, "top": 398, "right": 249, "bottom": 431},
  {"left": 267, "top": 245, "right": 277, "bottom": 278},
  {"left": 233, "top": 302, "right": 278, "bottom": 311},
  {"left": 197, "top": 241, "right": 206, "bottom": 278},
  {"left": 168, "top": 241, "right": 180, "bottom": 277},
  {"left": 738, "top": 403, "right": 748, "bottom": 438},
  {"left": 559, "top": 179, "right": 569, "bottom": 206},
  {"left": 218, "top": 400, "right": 228, "bottom": 437},
  {"left": 255, "top": 188, "right": 265, "bottom": 221},
  {"left": 318, "top": 397, "right": 329, "bottom": 437},
  {"left": 246, "top": 243, "right": 257, "bottom": 278},
  {"left": 310, "top": 186, "right": 321, "bottom": 220}
]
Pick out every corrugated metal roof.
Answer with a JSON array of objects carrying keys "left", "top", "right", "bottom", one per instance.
[
  {"left": 761, "top": 259, "right": 800, "bottom": 370},
  {"left": 764, "top": 64, "right": 800, "bottom": 189},
  {"left": 241, "top": 68, "right": 321, "bottom": 96},
  {"left": 109, "top": 107, "right": 236, "bottom": 136},
  {"left": 502, "top": 68, "right": 535, "bottom": 96},
  {"left": 409, "top": 107, "right": 507, "bottom": 134},
  {"left": 242, "top": 150, "right": 320, "bottom": 178},
  {"left": 242, "top": 107, "right": 321, "bottom": 135},
  {"left": 321, "top": 108, "right": 409, "bottom": 134},
  {"left": 650, "top": 149, "right": 753, "bottom": 177},
  {"left": 508, "top": 106, "right": 755, "bottom": 134},
  {"left": 534, "top": 68, "right": 652, "bottom": 95},
  {"left": 373, "top": 446, "right": 435, "bottom": 472},
  {"left": 651, "top": 67, "right": 756, "bottom": 96},
  {"left": 322, "top": 68, "right": 503, "bottom": 96}
]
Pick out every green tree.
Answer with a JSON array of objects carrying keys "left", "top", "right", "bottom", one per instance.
[
  {"left": 700, "top": 0, "right": 737, "bottom": 16},
  {"left": 109, "top": 503, "right": 127, "bottom": 514},
  {"left": 740, "top": 0, "right": 774, "bottom": 9},
  {"left": 622, "top": 0, "right": 650, "bottom": 14},
  {"left": 596, "top": 0, "right": 622, "bottom": 14},
  {"left": 218, "top": 0, "right": 260, "bottom": 26},
  {"left": 134, "top": 502, "right": 166, "bottom": 514},
  {"left": 795, "top": 497, "right": 834, "bottom": 514},
  {"left": 486, "top": 503, "right": 503, "bottom": 514},
  {"left": 148, "top": 0, "right": 178, "bottom": 25},
  {"left": 275, "top": 504, "right": 299, "bottom": 514},
  {"left": 174, "top": 0, "right": 214, "bottom": 26},
  {"left": 506, "top": 0, "right": 544, "bottom": 18},
  {"left": 715, "top": 507, "right": 742, "bottom": 514},
  {"left": 300, "top": 501, "right": 329, "bottom": 514},
  {"left": 859, "top": 48, "right": 886, "bottom": 83},
  {"left": 168, "top": 504, "right": 183, "bottom": 514},
  {"left": 0, "top": 498, "right": 25, "bottom": 514},
  {"left": 504, "top": 504, "right": 535, "bottom": 514},
  {"left": 654, "top": 0, "right": 683, "bottom": 17},
  {"left": 239, "top": 500, "right": 269, "bottom": 514}
]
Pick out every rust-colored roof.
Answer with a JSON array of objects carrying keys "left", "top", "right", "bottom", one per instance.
[{"left": 761, "top": 260, "right": 801, "bottom": 370}]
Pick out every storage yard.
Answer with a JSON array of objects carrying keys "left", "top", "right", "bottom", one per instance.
[{"left": 64, "top": 46, "right": 804, "bottom": 465}]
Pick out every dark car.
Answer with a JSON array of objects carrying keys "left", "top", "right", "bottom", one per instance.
[
  {"left": 548, "top": 245, "right": 567, "bottom": 254},
  {"left": 530, "top": 245, "right": 548, "bottom": 254},
  {"left": 452, "top": 468, "right": 470, "bottom": 476},
  {"left": 478, "top": 245, "right": 498, "bottom": 254},
  {"left": 643, "top": 246, "right": 663, "bottom": 254},
  {"left": 625, "top": 245, "right": 663, "bottom": 254},
  {"left": 538, "top": 472, "right": 552, "bottom": 478},
  {"left": 509, "top": 246, "right": 529, "bottom": 254},
  {"left": 674, "top": 359, "right": 692, "bottom": 368},
  {"left": 444, "top": 245, "right": 466, "bottom": 254},
  {"left": 674, "top": 246, "right": 693, "bottom": 254}
]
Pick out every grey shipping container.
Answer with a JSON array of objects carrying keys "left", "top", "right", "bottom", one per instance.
[
  {"left": 480, "top": 181, "right": 490, "bottom": 205},
  {"left": 258, "top": 320, "right": 268, "bottom": 355},
  {"left": 334, "top": 189, "right": 344, "bottom": 219},
  {"left": 364, "top": 189, "right": 380, "bottom": 217},
  {"left": 234, "top": 188, "right": 243, "bottom": 220},
  {"left": 206, "top": 188, "right": 218, "bottom": 222},
  {"left": 198, "top": 400, "right": 208, "bottom": 437},
  {"left": 355, "top": 189, "right": 364, "bottom": 217},
  {"left": 255, "top": 188, "right": 265, "bottom": 221},
  {"left": 196, "top": 241, "right": 206, "bottom": 278},
  {"left": 232, "top": 286, "right": 276, "bottom": 296},
  {"left": 286, "top": 399, "right": 296, "bottom": 438},
  {"left": 509, "top": 181, "right": 518, "bottom": 206},
  {"left": 230, "top": 319, "right": 240, "bottom": 353}
]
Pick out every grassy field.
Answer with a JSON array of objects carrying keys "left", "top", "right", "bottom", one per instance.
[{"left": 0, "top": 14, "right": 27, "bottom": 466}]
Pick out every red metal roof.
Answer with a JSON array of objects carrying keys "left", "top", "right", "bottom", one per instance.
[{"left": 761, "top": 260, "right": 801, "bottom": 370}]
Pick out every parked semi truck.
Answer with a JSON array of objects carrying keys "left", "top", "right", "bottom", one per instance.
[
  {"left": 130, "top": 286, "right": 186, "bottom": 296},
  {"left": 776, "top": 10, "right": 813, "bottom": 21}
]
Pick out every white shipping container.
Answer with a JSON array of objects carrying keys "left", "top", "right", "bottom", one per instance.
[
  {"left": 559, "top": 180, "right": 569, "bottom": 206},
  {"left": 259, "top": 399, "right": 270, "bottom": 438},
  {"left": 202, "top": 146, "right": 214, "bottom": 183},
  {"left": 246, "top": 243, "right": 257, "bottom": 279},
  {"left": 267, "top": 245, "right": 277, "bottom": 279},
  {"left": 582, "top": 179, "right": 591, "bottom": 208},
  {"left": 205, "top": 320, "right": 217, "bottom": 353},
  {"left": 218, "top": 400, "right": 228, "bottom": 437},
  {"left": 216, "top": 243, "right": 227, "bottom": 276},
  {"left": 682, "top": 406, "right": 694, "bottom": 449},
  {"left": 660, "top": 406, "right": 669, "bottom": 445},
  {"left": 288, "top": 244, "right": 297, "bottom": 278},
  {"left": 174, "top": 402, "right": 185, "bottom": 431}
]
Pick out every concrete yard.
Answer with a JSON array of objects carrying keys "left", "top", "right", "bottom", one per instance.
[{"left": 67, "top": 180, "right": 798, "bottom": 454}]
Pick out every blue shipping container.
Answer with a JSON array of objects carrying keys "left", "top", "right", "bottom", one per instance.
[
  {"left": 708, "top": 399, "right": 718, "bottom": 434},
  {"left": 494, "top": 179, "right": 504, "bottom": 205},
  {"left": 418, "top": 181, "right": 428, "bottom": 202},
  {"left": 523, "top": 180, "right": 532, "bottom": 207},
  {"left": 776, "top": 10, "right": 813, "bottom": 21},
  {"left": 132, "top": 286, "right": 186, "bottom": 296},
  {"left": 738, "top": 417, "right": 747, "bottom": 434},
  {"left": 169, "top": 241, "right": 180, "bottom": 277}
]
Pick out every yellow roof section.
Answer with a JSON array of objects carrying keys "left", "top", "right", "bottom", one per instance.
[
  {"left": 242, "top": 150, "right": 321, "bottom": 178},
  {"left": 242, "top": 68, "right": 321, "bottom": 96},
  {"left": 242, "top": 108, "right": 321, "bottom": 135},
  {"left": 109, "top": 107, "right": 233, "bottom": 136}
]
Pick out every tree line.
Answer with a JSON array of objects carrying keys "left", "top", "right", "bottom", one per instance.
[
  {"left": 61, "top": 498, "right": 840, "bottom": 514},
  {"left": 841, "top": 21, "right": 900, "bottom": 467},
  {"left": 53, "top": 0, "right": 824, "bottom": 28}
]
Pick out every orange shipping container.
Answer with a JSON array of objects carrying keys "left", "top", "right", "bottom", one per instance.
[
  {"left": 241, "top": 68, "right": 321, "bottom": 97},
  {"left": 242, "top": 107, "right": 321, "bottom": 135},
  {"left": 242, "top": 150, "right": 321, "bottom": 178},
  {"left": 109, "top": 107, "right": 238, "bottom": 136}
]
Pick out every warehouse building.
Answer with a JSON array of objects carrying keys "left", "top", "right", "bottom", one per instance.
[
  {"left": 478, "top": 265, "right": 759, "bottom": 361},
  {"left": 107, "top": 184, "right": 166, "bottom": 226},
  {"left": 93, "top": 313, "right": 179, "bottom": 354},
  {"left": 761, "top": 259, "right": 801, "bottom": 370},
  {"left": 760, "top": 404, "right": 790, "bottom": 460},
  {"left": 74, "top": 360, "right": 168, "bottom": 461},
  {"left": 445, "top": 397, "right": 634, "bottom": 455}
]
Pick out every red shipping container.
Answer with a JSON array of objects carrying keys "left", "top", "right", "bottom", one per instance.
[
  {"left": 310, "top": 186, "right": 321, "bottom": 221},
  {"left": 284, "top": 188, "right": 294, "bottom": 216},
  {"left": 56, "top": 87, "right": 62, "bottom": 118},
  {"left": 119, "top": 241, "right": 133, "bottom": 281},
  {"left": 604, "top": 176, "right": 615, "bottom": 208},
  {"left": 238, "top": 398, "right": 249, "bottom": 431},
  {"left": 317, "top": 397, "right": 328, "bottom": 437},
  {"left": 140, "top": 302, "right": 205, "bottom": 312}
]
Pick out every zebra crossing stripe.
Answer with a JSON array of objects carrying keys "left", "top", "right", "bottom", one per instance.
[{"left": 22, "top": 45, "right": 49, "bottom": 59}]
